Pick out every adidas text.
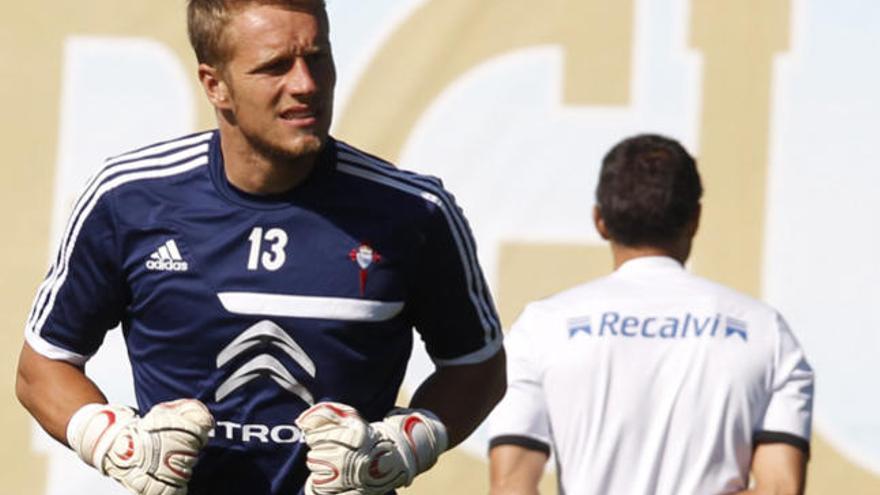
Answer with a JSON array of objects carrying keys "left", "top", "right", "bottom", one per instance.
[
  {"left": 147, "top": 239, "right": 189, "bottom": 271},
  {"left": 146, "top": 259, "right": 189, "bottom": 272}
]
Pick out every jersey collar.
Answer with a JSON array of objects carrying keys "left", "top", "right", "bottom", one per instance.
[
  {"left": 614, "top": 256, "right": 684, "bottom": 276},
  {"left": 208, "top": 131, "right": 337, "bottom": 210}
]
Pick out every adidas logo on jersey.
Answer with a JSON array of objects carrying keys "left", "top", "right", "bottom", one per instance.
[{"left": 145, "top": 239, "right": 189, "bottom": 272}]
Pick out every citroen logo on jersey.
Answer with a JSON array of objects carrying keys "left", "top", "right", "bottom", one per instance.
[
  {"left": 215, "top": 320, "right": 316, "bottom": 404},
  {"left": 145, "top": 239, "right": 189, "bottom": 272},
  {"left": 349, "top": 243, "right": 382, "bottom": 296}
]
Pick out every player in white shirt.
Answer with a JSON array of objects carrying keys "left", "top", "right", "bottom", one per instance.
[{"left": 488, "top": 134, "right": 813, "bottom": 495}]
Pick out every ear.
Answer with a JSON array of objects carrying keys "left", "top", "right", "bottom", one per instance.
[
  {"left": 198, "top": 63, "right": 233, "bottom": 110},
  {"left": 593, "top": 205, "right": 611, "bottom": 240},
  {"left": 685, "top": 203, "right": 701, "bottom": 238}
]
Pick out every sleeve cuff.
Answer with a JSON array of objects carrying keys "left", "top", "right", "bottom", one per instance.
[
  {"left": 489, "top": 435, "right": 551, "bottom": 456},
  {"left": 24, "top": 331, "right": 90, "bottom": 366},
  {"left": 754, "top": 430, "right": 811, "bottom": 458},
  {"left": 431, "top": 333, "right": 503, "bottom": 367}
]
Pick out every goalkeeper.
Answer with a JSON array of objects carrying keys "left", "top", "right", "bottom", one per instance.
[{"left": 15, "top": 0, "right": 505, "bottom": 494}]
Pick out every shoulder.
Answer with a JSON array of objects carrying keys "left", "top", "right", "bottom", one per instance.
[
  {"left": 68, "top": 131, "right": 213, "bottom": 221},
  {"left": 519, "top": 275, "right": 619, "bottom": 323},
  {"left": 544, "top": 275, "right": 618, "bottom": 307},
  {"left": 95, "top": 131, "right": 214, "bottom": 196},
  {"left": 510, "top": 276, "right": 615, "bottom": 334},
  {"left": 676, "top": 272, "right": 791, "bottom": 347},
  {"left": 105, "top": 130, "right": 214, "bottom": 164},
  {"left": 331, "top": 139, "right": 451, "bottom": 211},
  {"left": 683, "top": 271, "right": 779, "bottom": 315}
]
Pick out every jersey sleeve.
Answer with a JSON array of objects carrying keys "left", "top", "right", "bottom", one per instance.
[
  {"left": 487, "top": 306, "right": 551, "bottom": 454},
  {"left": 24, "top": 189, "right": 126, "bottom": 365},
  {"left": 754, "top": 313, "right": 814, "bottom": 454},
  {"left": 409, "top": 183, "right": 501, "bottom": 366}
]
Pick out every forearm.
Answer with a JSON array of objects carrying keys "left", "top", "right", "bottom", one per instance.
[
  {"left": 733, "top": 443, "right": 807, "bottom": 495},
  {"left": 16, "top": 342, "right": 107, "bottom": 445},
  {"left": 730, "top": 483, "right": 803, "bottom": 495},
  {"left": 489, "top": 445, "right": 547, "bottom": 495},
  {"left": 732, "top": 489, "right": 800, "bottom": 495},
  {"left": 731, "top": 480, "right": 804, "bottom": 494},
  {"left": 491, "top": 486, "right": 540, "bottom": 495},
  {"left": 409, "top": 348, "right": 506, "bottom": 447}
]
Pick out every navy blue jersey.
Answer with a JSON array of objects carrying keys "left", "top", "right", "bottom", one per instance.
[{"left": 25, "top": 131, "right": 501, "bottom": 494}]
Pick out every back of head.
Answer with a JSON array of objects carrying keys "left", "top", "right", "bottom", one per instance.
[
  {"left": 596, "top": 134, "right": 703, "bottom": 247},
  {"left": 187, "top": 0, "right": 328, "bottom": 67}
]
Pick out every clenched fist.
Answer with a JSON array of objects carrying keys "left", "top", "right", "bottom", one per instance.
[
  {"left": 67, "top": 398, "right": 215, "bottom": 495},
  {"left": 295, "top": 402, "right": 447, "bottom": 495}
]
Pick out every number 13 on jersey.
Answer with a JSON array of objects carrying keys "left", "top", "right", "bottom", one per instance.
[{"left": 247, "top": 227, "right": 288, "bottom": 271}]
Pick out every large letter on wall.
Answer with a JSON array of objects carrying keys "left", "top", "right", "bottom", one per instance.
[
  {"left": 689, "top": 0, "right": 790, "bottom": 295},
  {"left": 336, "top": 1, "right": 635, "bottom": 493},
  {"left": 0, "top": 3, "right": 208, "bottom": 494},
  {"left": 337, "top": 0, "right": 634, "bottom": 156}
]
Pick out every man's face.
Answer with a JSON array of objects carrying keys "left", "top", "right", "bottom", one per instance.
[{"left": 218, "top": 4, "right": 335, "bottom": 159}]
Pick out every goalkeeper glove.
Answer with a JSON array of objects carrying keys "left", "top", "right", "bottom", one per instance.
[
  {"left": 296, "top": 402, "right": 448, "bottom": 495},
  {"left": 67, "top": 398, "right": 214, "bottom": 495}
]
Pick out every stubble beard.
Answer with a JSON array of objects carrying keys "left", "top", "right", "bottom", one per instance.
[{"left": 243, "top": 128, "right": 325, "bottom": 164}]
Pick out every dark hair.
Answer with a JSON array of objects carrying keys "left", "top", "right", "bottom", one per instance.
[
  {"left": 187, "top": 0, "right": 327, "bottom": 67},
  {"left": 596, "top": 134, "right": 703, "bottom": 246}
]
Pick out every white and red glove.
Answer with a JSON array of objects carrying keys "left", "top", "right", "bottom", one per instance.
[
  {"left": 295, "top": 402, "right": 448, "bottom": 495},
  {"left": 66, "top": 399, "right": 215, "bottom": 495}
]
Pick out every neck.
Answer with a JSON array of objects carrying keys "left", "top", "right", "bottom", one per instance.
[
  {"left": 218, "top": 126, "right": 319, "bottom": 195},
  {"left": 609, "top": 240, "right": 690, "bottom": 270}
]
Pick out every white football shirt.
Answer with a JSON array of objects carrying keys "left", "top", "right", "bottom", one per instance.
[{"left": 488, "top": 256, "right": 813, "bottom": 495}]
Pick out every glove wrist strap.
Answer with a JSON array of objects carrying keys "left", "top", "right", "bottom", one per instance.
[
  {"left": 66, "top": 403, "right": 137, "bottom": 474},
  {"left": 384, "top": 408, "right": 449, "bottom": 481}
]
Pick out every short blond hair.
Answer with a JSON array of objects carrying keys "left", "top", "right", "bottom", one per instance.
[{"left": 187, "top": 0, "right": 328, "bottom": 67}]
